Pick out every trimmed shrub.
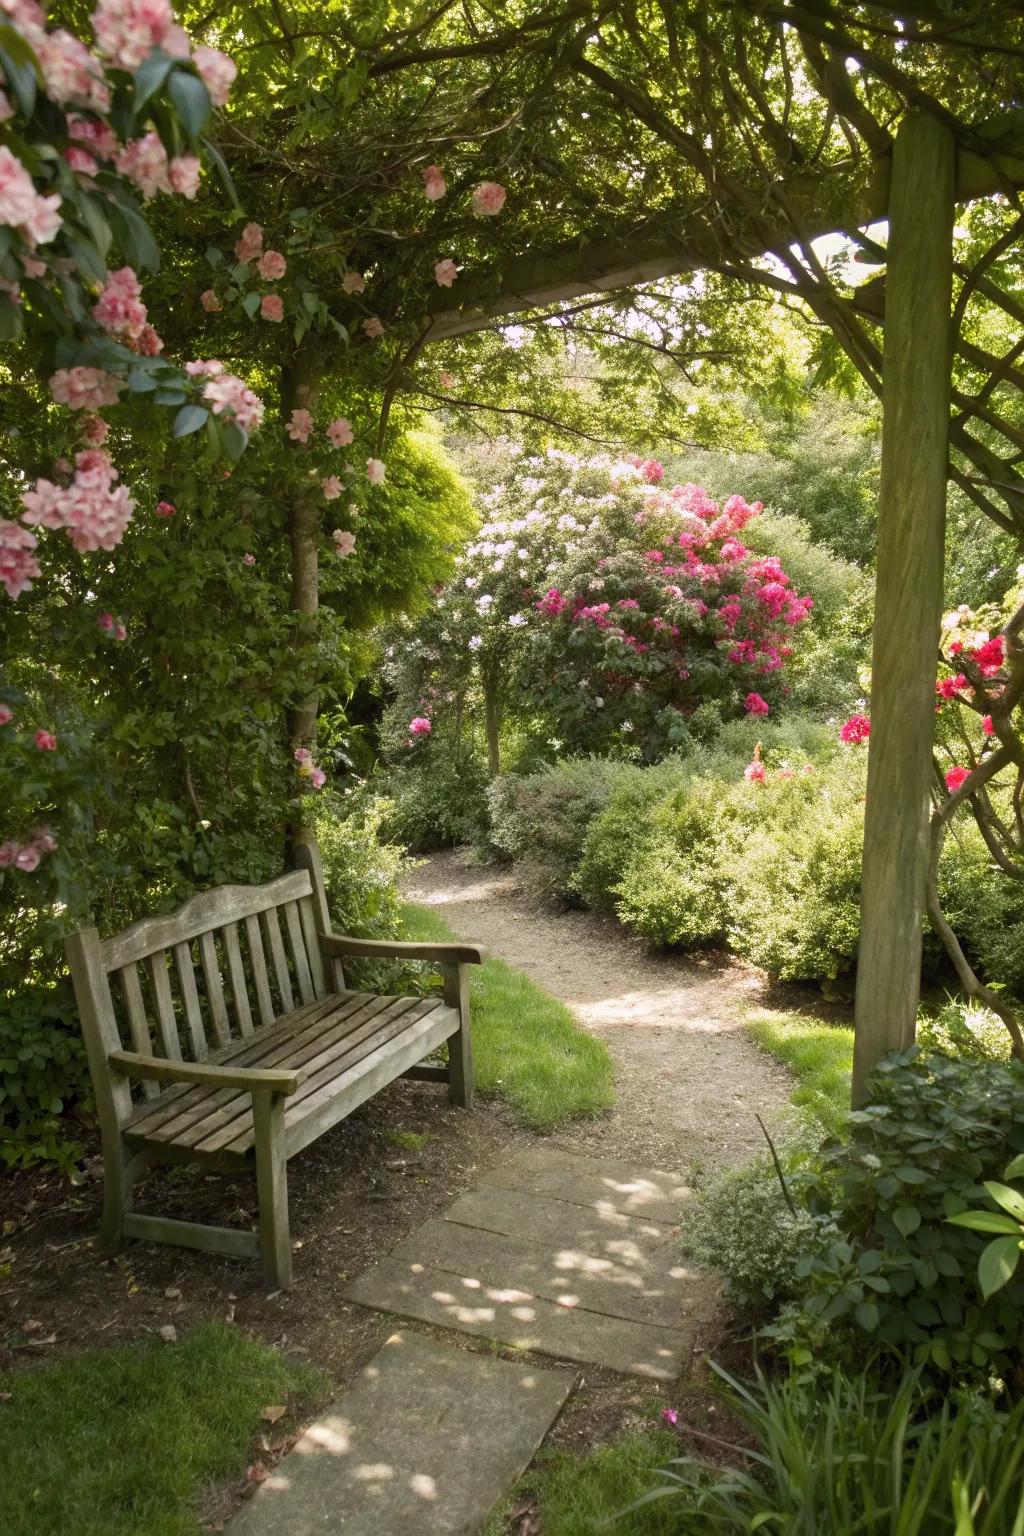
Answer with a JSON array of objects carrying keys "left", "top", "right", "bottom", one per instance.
[
  {"left": 487, "top": 757, "right": 637, "bottom": 898},
  {"left": 378, "top": 749, "right": 490, "bottom": 852}
]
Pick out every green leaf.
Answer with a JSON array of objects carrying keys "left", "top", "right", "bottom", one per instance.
[
  {"left": 132, "top": 49, "right": 173, "bottom": 117},
  {"left": 242, "top": 290, "right": 261, "bottom": 319},
  {"left": 1005, "top": 1154, "right": 1024, "bottom": 1181},
  {"left": 167, "top": 68, "right": 211, "bottom": 141},
  {"left": 895, "top": 1166, "right": 928, "bottom": 1185},
  {"left": 0, "top": 295, "right": 23, "bottom": 341},
  {"left": 947, "top": 1210, "right": 1021, "bottom": 1234},
  {"left": 106, "top": 200, "right": 161, "bottom": 273},
  {"left": 0, "top": 28, "right": 39, "bottom": 117},
  {"left": 978, "top": 1235, "right": 1022, "bottom": 1300},
  {"left": 205, "top": 246, "right": 224, "bottom": 269},
  {"left": 78, "top": 194, "right": 113, "bottom": 259},
  {"left": 199, "top": 137, "right": 239, "bottom": 209},
  {"left": 221, "top": 421, "right": 248, "bottom": 460},
  {"left": 126, "top": 369, "right": 159, "bottom": 393},
  {"left": 854, "top": 1301, "right": 878, "bottom": 1332},
  {"left": 893, "top": 1206, "right": 921, "bottom": 1238},
  {"left": 66, "top": 236, "right": 107, "bottom": 287},
  {"left": 984, "top": 1181, "right": 1024, "bottom": 1223},
  {"left": 173, "top": 404, "right": 209, "bottom": 437}
]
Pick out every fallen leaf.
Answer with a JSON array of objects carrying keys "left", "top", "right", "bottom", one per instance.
[
  {"left": 22, "top": 1319, "right": 43, "bottom": 1333},
  {"left": 28, "top": 1333, "right": 57, "bottom": 1347},
  {"left": 245, "top": 1463, "right": 268, "bottom": 1485},
  {"left": 262, "top": 1405, "right": 286, "bottom": 1425},
  {"left": 291, "top": 1239, "right": 303, "bottom": 1251},
  {"left": 2, "top": 1220, "right": 16, "bottom": 1236},
  {"left": 164, "top": 1286, "right": 182, "bottom": 1300},
  {"left": 159, "top": 1324, "right": 178, "bottom": 1343},
  {"left": 0, "top": 1391, "right": 13, "bottom": 1402},
  {"left": 225, "top": 1305, "right": 236, "bottom": 1324}
]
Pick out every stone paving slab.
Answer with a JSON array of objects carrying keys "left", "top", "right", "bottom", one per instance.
[
  {"left": 343, "top": 1149, "right": 701, "bottom": 1381},
  {"left": 386, "top": 1215, "right": 692, "bottom": 1329},
  {"left": 229, "top": 1331, "right": 573, "bottom": 1536},
  {"left": 479, "top": 1146, "right": 692, "bottom": 1224}
]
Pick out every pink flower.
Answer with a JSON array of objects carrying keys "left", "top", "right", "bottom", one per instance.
[
  {"left": 22, "top": 190, "right": 61, "bottom": 247},
  {"left": 409, "top": 716, "right": 432, "bottom": 736},
  {"left": 341, "top": 270, "right": 366, "bottom": 294},
  {"left": 93, "top": 265, "right": 148, "bottom": 340},
  {"left": 660, "top": 1409, "right": 678, "bottom": 1428},
  {"left": 326, "top": 417, "right": 353, "bottom": 447},
  {"left": 233, "top": 222, "right": 263, "bottom": 263},
  {"left": 422, "top": 164, "right": 446, "bottom": 201},
  {"left": 321, "top": 476, "right": 343, "bottom": 500},
  {"left": 15, "top": 844, "right": 40, "bottom": 872},
  {"left": 36, "top": 29, "right": 110, "bottom": 112},
  {"left": 50, "top": 366, "right": 122, "bottom": 411},
  {"left": 471, "top": 180, "right": 506, "bottom": 217},
  {"left": 366, "top": 458, "right": 386, "bottom": 486},
  {"left": 362, "top": 315, "right": 385, "bottom": 339},
  {"left": 644, "top": 550, "right": 664, "bottom": 563},
  {"left": 945, "top": 765, "right": 971, "bottom": 794},
  {"left": 642, "top": 459, "right": 664, "bottom": 484},
  {"left": 971, "top": 634, "right": 1005, "bottom": 676},
  {"left": 135, "top": 323, "right": 163, "bottom": 356},
  {"left": 202, "top": 374, "right": 265, "bottom": 433},
  {"left": 169, "top": 155, "right": 201, "bottom": 199},
  {"left": 983, "top": 714, "right": 994, "bottom": 736},
  {"left": 744, "top": 760, "right": 767, "bottom": 784},
  {"left": 0, "top": 519, "right": 40, "bottom": 599},
  {"left": 185, "top": 358, "right": 224, "bottom": 377},
  {"left": 260, "top": 293, "right": 284, "bottom": 322},
  {"left": 0, "top": 705, "right": 10, "bottom": 727},
  {"left": 97, "top": 610, "right": 115, "bottom": 632},
  {"left": 155, "top": 500, "right": 176, "bottom": 517},
  {"left": 839, "top": 714, "right": 871, "bottom": 745},
  {"left": 67, "top": 115, "right": 118, "bottom": 162},
  {"left": 333, "top": 529, "right": 356, "bottom": 558},
  {"left": 32, "top": 827, "right": 57, "bottom": 854},
  {"left": 745, "top": 692, "right": 769, "bottom": 716},
  {"left": 35, "top": 729, "right": 57, "bottom": 751},
  {"left": 92, "top": 0, "right": 174, "bottom": 70},
  {"left": 66, "top": 146, "right": 99, "bottom": 176},
  {"left": 200, "top": 288, "right": 221, "bottom": 312},
  {"left": 286, "top": 408, "right": 314, "bottom": 444},
  {"left": 536, "top": 587, "right": 566, "bottom": 617},
  {"left": 293, "top": 747, "right": 312, "bottom": 764},
  {"left": 936, "top": 673, "right": 968, "bottom": 700},
  {"left": 242, "top": 552, "right": 256, "bottom": 566},
  {"left": 434, "top": 258, "right": 458, "bottom": 287},
  {"left": 192, "top": 45, "right": 237, "bottom": 108},
  {"left": 310, "top": 766, "right": 326, "bottom": 789},
  {"left": 439, "top": 371, "right": 456, "bottom": 391},
  {"left": 80, "top": 413, "right": 109, "bottom": 446},
  {"left": 258, "top": 249, "right": 287, "bottom": 281},
  {"left": 116, "top": 132, "right": 171, "bottom": 199},
  {"left": 0, "top": 840, "right": 18, "bottom": 867},
  {"left": 0, "top": 147, "right": 38, "bottom": 228}
]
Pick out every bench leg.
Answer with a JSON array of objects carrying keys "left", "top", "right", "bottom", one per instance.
[
  {"left": 442, "top": 962, "right": 475, "bottom": 1110},
  {"left": 99, "top": 1136, "right": 146, "bottom": 1255},
  {"left": 253, "top": 1091, "right": 292, "bottom": 1291}
]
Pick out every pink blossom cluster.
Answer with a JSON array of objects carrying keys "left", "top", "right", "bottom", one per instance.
[
  {"left": 93, "top": 265, "right": 162, "bottom": 353},
  {"left": 21, "top": 448, "right": 135, "bottom": 553},
  {"left": 945, "top": 765, "right": 971, "bottom": 794},
  {"left": 0, "top": 826, "right": 57, "bottom": 872},
  {"left": 192, "top": 363, "right": 265, "bottom": 433},
  {"left": 50, "top": 366, "right": 123, "bottom": 410},
  {"left": 621, "top": 454, "right": 665, "bottom": 485},
  {"left": 116, "top": 131, "right": 199, "bottom": 201},
  {"left": 293, "top": 746, "right": 326, "bottom": 791},
  {"left": 0, "top": 144, "right": 62, "bottom": 247},
  {"left": 91, "top": 0, "right": 235, "bottom": 104},
  {"left": 409, "top": 716, "right": 432, "bottom": 737},
  {"left": 971, "top": 634, "right": 1005, "bottom": 675},
  {"left": 97, "top": 609, "right": 126, "bottom": 640},
  {"left": 936, "top": 673, "right": 968, "bottom": 701},
  {"left": 0, "top": 519, "right": 41, "bottom": 599},
  {"left": 839, "top": 714, "right": 871, "bottom": 744}
]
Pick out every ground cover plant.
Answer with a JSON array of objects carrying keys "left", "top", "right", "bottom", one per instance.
[{"left": 0, "top": 1323, "right": 326, "bottom": 1536}]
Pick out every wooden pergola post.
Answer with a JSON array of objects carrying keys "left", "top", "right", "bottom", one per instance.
[{"left": 852, "top": 113, "right": 956, "bottom": 1105}]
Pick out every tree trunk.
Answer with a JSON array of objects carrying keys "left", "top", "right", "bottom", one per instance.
[
  {"left": 852, "top": 113, "right": 956, "bottom": 1105},
  {"left": 483, "top": 675, "right": 501, "bottom": 778}
]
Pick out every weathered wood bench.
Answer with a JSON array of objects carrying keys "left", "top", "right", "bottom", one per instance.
[{"left": 65, "top": 835, "right": 481, "bottom": 1290}]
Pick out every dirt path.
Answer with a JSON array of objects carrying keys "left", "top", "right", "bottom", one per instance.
[{"left": 403, "top": 851, "right": 794, "bottom": 1174}]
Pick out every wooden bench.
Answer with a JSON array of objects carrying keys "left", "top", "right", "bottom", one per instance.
[{"left": 65, "top": 835, "right": 482, "bottom": 1290}]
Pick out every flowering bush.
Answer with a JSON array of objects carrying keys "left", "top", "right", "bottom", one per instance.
[{"left": 386, "top": 447, "right": 814, "bottom": 768}]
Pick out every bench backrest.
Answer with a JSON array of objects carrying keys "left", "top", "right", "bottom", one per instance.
[{"left": 65, "top": 837, "right": 341, "bottom": 1122}]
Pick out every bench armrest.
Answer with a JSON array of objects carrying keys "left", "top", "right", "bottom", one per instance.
[
  {"left": 319, "top": 932, "right": 484, "bottom": 966},
  {"left": 108, "top": 1050, "right": 303, "bottom": 1095}
]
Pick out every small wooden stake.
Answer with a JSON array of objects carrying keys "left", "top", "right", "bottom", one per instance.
[{"left": 853, "top": 113, "right": 956, "bottom": 1105}]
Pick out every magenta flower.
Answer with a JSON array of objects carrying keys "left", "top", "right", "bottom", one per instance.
[
  {"left": 744, "top": 759, "right": 767, "bottom": 784},
  {"left": 945, "top": 765, "right": 971, "bottom": 794},
  {"left": 0, "top": 705, "right": 11, "bottom": 726},
  {"left": 35, "top": 729, "right": 57, "bottom": 751},
  {"left": 839, "top": 714, "right": 870, "bottom": 745},
  {"left": 409, "top": 716, "right": 432, "bottom": 736},
  {"left": 155, "top": 500, "right": 176, "bottom": 518},
  {"left": 242, "top": 553, "right": 256, "bottom": 566},
  {"left": 660, "top": 1408, "right": 678, "bottom": 1428},
  {"left": 983, "top": 714, "right": 994, "bottom": 736},
  {"left": 744, "top": 692, "right": 769, "bottom": 716}
]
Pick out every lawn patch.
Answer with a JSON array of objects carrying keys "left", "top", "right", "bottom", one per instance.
[
  {"left": 483, "top": 1427, "right": 680, "bottom": 1536},
  {"left": 746, "top": 1007, "right": 854, "bottom": 1134},
  {"left": 401, "top": 901, "right": 615, "bottom": 1130},
  {"left": 0, "top": 1323, "right": 326, "bottom": 1536}
]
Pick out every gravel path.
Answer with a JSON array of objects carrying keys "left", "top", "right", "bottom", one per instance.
[{"left": 403, "top": 851, "right": 793, "bottom": 1174}]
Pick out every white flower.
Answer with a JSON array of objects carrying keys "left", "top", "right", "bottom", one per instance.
[
  {"left": 465, "top": 576, "right": 478, "bottom": 588},
  {"left": 476, "top": 594, "right": 494, "bottom": 611},
  {"left": 508, "top": 613, "right": 526, "bottom": 628},
  {"left": 621, "top": 720, "right": 634, "bottom": 732},
  {"left": 595, "top": 696, "right": 604, "bottom": 707},
  {"left": 469, "top": 635, "right": 483, "bottom": 651}
]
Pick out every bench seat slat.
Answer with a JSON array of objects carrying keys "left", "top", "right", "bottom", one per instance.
[
  {"left": 123, "top": 994, "right": 454, "bottom": 1161},
  {"left": 125, "top": 993, "right": 368, "bottom": 1137}
]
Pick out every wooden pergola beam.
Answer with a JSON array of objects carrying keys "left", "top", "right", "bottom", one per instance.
[{"left": 420, "top": 112, "right": 1024, "bottom": 341}]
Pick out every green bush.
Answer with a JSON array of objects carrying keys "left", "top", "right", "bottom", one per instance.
[
  {"left": 0, "top": 985, "right": 89, "bottom": 1173},
  {"left": 378, "top": 749, "right": 490, "bottom": 852},
  {"left": 622, "top": 1365, "right": 1024, "bottom": 1535},
  {"left": 941, "top": 827, "right": 1024, "bottom": 1003},
  {"left": 918, "top": 996, "right": 1013, "bottom": 1063},
  {"left": 612, "top": 784, "right": 732, "bottom": 946},
  {"left": 768, "top": 1050, "right": 1024, "bottom": 1381},
  {"left": 313, "top": 792, "right": 408, "bottom": 940},
  {"left": 683, "top": 1140, "right": 829, "bottom": 1310},
  {"left": 487, "top": 757, "right": 638, "bottom": 898}
]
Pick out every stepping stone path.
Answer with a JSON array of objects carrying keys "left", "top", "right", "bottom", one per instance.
[
  {"left": 345, "top": 1147, "right": 703, "bottom": 1381},
  {"left": 230, "top": 1330, "right": 573, "bottom": 1535},
  {"left": 232, "top": 1149, "right": 707, "bottom": 1533}
]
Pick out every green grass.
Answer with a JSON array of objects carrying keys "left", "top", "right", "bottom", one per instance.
[
  {"left": 0, "top": 1323, "right": 327, "bottom": 1536},
  {"left": 746, "top": 1007, "right": 854, "bottom": 1135},
  {"left": 401, "top": 901, "right": 615, "bottom": 1130},
  {"left": 483, "top": 1428, "right": 680, "bottom": 1536}
]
